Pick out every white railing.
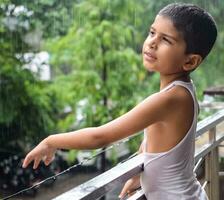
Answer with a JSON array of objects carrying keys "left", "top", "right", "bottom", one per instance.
[{"left": 54, "top": 109, "right": 224, "bottom": 200}]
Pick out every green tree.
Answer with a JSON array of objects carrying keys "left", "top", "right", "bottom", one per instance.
[
  {"left": 7, "top": 0, "right": 76, "bottom": 38},
  {"left": 0, "top": 1, "right": 63, "bottom": 155},
  {"left": 45, "top": 0, "right": 154, "bottom": 130}
]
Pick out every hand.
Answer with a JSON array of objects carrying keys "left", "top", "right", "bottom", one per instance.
[
  {"left": 119, "top": 175, "right": 141, "bottom": 199},
  {"left": 22, "top": 137, "right": 56, "bottom": 169}
]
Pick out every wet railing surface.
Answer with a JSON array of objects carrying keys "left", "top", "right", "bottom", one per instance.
[{"left": 54, "top": 109, "right": 224, "bottom": 200}]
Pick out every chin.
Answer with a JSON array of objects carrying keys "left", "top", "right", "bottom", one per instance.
[{"left": 143, "top": 63, "right": 156, "bottom": 72}]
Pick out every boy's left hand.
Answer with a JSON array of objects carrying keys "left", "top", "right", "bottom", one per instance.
[
  {"left": 22, "top": 138, "right": 56, "bottom": 169},
  {"left": 119, "top": 175, "right": 140, "bottom": 199}
]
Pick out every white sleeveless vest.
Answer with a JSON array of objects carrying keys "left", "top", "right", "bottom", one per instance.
[{"left": 140, "top": 80, "right": 208, "bottom": 200}]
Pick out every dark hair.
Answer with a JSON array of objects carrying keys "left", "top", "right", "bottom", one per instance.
[{"left": 158, "top": 3, "right": 217, "bottom": 59}]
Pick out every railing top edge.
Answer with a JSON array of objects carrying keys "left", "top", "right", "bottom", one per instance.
[
  {"left": 53, "top": 154, "right": 143, "bottom": 200},
  {"left": 196, "top": 109, "right": 224, "bottom": 137},
  {"left": 195, "top": 135, "right": 224, "bottom": 162}
]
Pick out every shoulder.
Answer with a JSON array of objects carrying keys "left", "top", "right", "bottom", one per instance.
[
  {"left": 166, "top": 84, "right": 194, "bottom": 106},
  {"left": 146, "top": 85, "right": 194, "bottom": 118},
  {"left": 147, "top": 84, "right": 192, "bottom": 105}
]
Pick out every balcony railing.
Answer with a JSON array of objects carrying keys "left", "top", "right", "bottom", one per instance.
[{"left": 54, "top": 109, "right": 224, "bottom": 200}]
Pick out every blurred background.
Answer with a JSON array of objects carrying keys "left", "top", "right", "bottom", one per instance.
[{"left": 0, "top": 0, "right": 224, "bottom": 199}]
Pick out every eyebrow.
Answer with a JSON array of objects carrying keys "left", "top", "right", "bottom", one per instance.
[{"left": 150, "top": 26, "right": 178, "bottom": 42}]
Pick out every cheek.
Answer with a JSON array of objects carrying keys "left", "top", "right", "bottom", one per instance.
[
  {"left": 142, "top": 40, "right": 147, "bottom": 53},
  {"left": 161, "top": 46, "right": 185, "bottom": 63},
  {"left": 142, "top": 36, "right": 151, "bottom": 50}
]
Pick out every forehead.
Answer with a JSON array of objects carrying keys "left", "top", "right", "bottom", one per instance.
[{"left": 151, "top": 15, "right": 183, "bottom": 41}]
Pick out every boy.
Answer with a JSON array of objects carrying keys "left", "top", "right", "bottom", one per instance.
[{"left": 23, "top": 3, "right": 217, "bottom": 200}]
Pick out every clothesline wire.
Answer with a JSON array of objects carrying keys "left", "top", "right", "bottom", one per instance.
[{"left": 2, "top": 133, "right": 142, "bottom": 200}]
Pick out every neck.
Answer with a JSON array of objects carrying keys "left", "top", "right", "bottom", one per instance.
[{"left": 159, "top": 73, "right": 190, "bottom": 90}]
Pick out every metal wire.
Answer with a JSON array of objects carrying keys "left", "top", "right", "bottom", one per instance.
[{"left": 2, "top": 133, "right": 141, "bottom": 200}]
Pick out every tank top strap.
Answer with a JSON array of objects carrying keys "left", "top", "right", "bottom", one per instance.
[
  {"left": 161, "top": 80, "right": 194, "bottom": 93},
  {"left": 164, "top": 80, "right": 199, "bottom": 116}
]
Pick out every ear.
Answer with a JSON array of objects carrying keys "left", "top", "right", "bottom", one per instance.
[{"left": 183, "top": 54, "right": 202, "bottom": 72}]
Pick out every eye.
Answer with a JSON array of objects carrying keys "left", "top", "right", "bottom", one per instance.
[
  {"left": 163, "top": 37, "right": 172, "bottom": 44},
  {"left": 148, "top": 30, "right": 155, "bottom": 37}
]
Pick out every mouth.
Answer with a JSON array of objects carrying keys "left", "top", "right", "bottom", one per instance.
[{"left": 143, "top": 51, "right": 157, "bottom": 61}]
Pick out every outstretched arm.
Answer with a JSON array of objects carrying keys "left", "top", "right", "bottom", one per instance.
[{"left": 23, "top": 91, "right": 173, "bottom": 169}]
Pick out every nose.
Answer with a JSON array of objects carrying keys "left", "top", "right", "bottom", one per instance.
[{"left": 146, "top": 35, "right": 158, "bottom": 50}]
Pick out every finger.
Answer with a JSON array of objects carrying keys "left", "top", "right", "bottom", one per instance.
[
  {"left": 119, "top": 181, "right": 131, "bottom": 198},
  {"left": 22, "top": 154, "right": 33, "bottom": 168},
  {"left": 33, "top": 157, "right": 41, "bottom": 169},
  {"left": 128, "top": 190, "right": 137, "bottom": 197},
  {"left": 118, "top": 189, "right": 127, "bottom": 199},
  {"left": 44, "top": 155, "right": 54, "bottom": 166}
]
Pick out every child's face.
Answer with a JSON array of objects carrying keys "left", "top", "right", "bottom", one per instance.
[{"left": 142, "top": 15, "right": 188, "bottom": 75}]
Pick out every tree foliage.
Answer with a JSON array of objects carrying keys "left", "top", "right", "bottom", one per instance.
[
  {"left": 0, "top": 0, "right": 63, "bottom": 153},
  {"left": 45, "top": 0, "right": 152, "bottom": 128}
]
